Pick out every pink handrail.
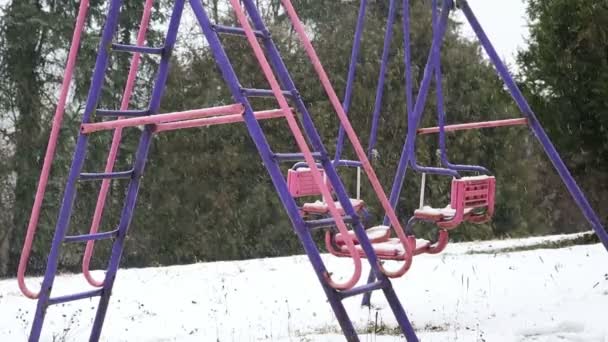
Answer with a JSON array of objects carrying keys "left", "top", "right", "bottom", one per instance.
[
  {"left": 228, "top": 0, "right": 362, "bottom": 290},
  {"left": 82, "top": 0, "right": 155, "bottom": 287},
  {"left": 153, "top": 108, "right": 285, "bottom": 132},
  {"left": 18, "top": 0, "right": 91, "bottom": 299},
  {"left": 281, "top": 0, "right": 414, "bottom": 278},
  {"left": 81, "top": 104, "right": 245, "bottom": 134},
  {"left": 417, "top": 118, "right": 528, "bottom": 135}
]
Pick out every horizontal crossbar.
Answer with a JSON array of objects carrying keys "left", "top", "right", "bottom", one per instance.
[
  {"left": 47, "top": 289, "right": 104, "bottom": 306},
  {"left": 79, "top": 169, "right": 134, "bottom": 181},
  {"left": 338, "top": 280, "right": 386, "bottom": 299},
  {"left": 111, "top": 43, "right": 165, "bottom": 55},
  {"left": 64, "top": 228, "right": 119, "bottom": 243},
  {"left": 153, "top": 108, "right": 287, "bottom": 133},
  {"left": 212, "top": 24, "right": 266, "bottom": 38},
  {"left": 306, "top": 215, "right": 354, "bottom": 230},
  {"left": 81, "top": 104, "right": 245, "bottom": 134},
  {"left": 417, "top": 118, "right": 528, "bottom": 135},
  {"left": 273, "top": 152, "right": 323, "bottom": 162}
]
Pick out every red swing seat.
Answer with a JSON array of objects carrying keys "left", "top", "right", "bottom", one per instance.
[{"left": 414, "top": 175, "right": 496, "bottom": 229}]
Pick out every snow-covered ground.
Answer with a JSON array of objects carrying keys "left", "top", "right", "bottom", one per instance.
[{"left": 1, "top": 233, "right": 607, "bottom": 341}]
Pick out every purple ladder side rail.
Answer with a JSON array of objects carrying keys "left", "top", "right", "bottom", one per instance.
[{"left": 28, "top": 0, "right": 125, "bottom": 339}]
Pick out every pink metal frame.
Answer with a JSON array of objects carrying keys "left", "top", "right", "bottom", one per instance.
[
  {"left": 82, "top": 0, "right": 156, "bottom": 287},
  {"left": 417, "top": 118, "right": 528, "bottom": 135},
  {"left": 81, "top": 104, "right": 244, "bottom": 133},
  {"left": 18, "top": 0, "right": 91, "bottom": 299},
  {"left": 153, "top": 108, "right": 285, "bottom": 132},
  {"left": 228, "top": 0, "right": 363, "bottom": 289}
]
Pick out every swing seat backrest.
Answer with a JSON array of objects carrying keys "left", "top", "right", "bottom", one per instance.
[
  {"left": 439, "top": 175, "right": 496, "bottom": 229},
  {"left": 287, "top": 168, "right": 332, "bottom": 198}
]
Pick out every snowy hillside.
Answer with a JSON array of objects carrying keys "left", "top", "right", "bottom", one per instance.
[{"left": 1, "top": 233, "right": 607, "bottom": 341}]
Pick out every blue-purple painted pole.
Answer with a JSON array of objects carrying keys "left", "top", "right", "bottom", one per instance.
[
  {"left": 238, "top": 1, "right": 420, "bottom": 340},
  {"left": 334, "top": 0, "right": 368, "bottom": 162},
  {"left": 367, "top": 0, "right": 397, "bottom": 158},
  {"left": 459, "top": 0, "right": 608, "bottom": 251},
  {"left": 220, "top": 0, "right": 416, "bottom": 338},
  {"left": 188, "top": 1, "right": 365, "bottom": 340},
  {"left": 369, "top": 0, "right": 454, "bottom": 307},
  {"left": 364, "top": 0, "right": 415, "bottom": 307},
  {"left": 90, "top": 127, "right": 155, "bottom": 341},
  {"left": 403, "top": 0, "right": 413, "bottom": 119},
  {"left": 28, "top": 0, "right": 124, "bottom": 340},
  {"left": 89, "top": 2, "right": 186, "bottom": 340},
  {"left": 384, "top": 0, "right": 452, "bottom": 225},
  {"left": 406, "top": 0, "right": 459, "bottom": 179},
  {"left": 433, "top": 1, "right": 489, "bottom": 174}
]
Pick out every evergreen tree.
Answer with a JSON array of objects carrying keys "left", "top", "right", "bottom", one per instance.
[{"left": 518, "top": 0, "right": 608, "bottom": 232}]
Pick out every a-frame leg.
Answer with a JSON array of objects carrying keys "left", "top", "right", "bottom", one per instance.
[
  {"left": 89, "top": 2, "right": 186, "bottom": 340},
  {"left": 458, "top": 0, "right": 608, "bottom": 251},
  {"left": 28, "top": 0, "right": 126, "bottom": 339}
]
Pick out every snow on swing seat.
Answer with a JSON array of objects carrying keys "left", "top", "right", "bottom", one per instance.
[
  {"left": 334, "top": 225, "right": 391, "bottom": 245},
  {"left": 414, "top": 176, "right": 496, "bottom": 229},
  {"left": 414, "top": 205, "right": 473, "bottom": 220},
  {"left": 338, "top": 237, "right": 432, "bottom": 259},
  {"left": 302, "top": 198, "right": 365, "bottom": 215}
]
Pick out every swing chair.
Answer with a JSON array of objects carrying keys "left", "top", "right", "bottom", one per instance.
[
  {"left": 403, "top": 0, "right": 496, "bottom": 244},
  {"left": 297, "top": 0, "right": 498, "bottom": 263}
]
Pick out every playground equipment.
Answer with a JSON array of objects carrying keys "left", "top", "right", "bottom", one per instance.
[{"left": 16, "top": 0, "right": 608, "bottom": 341}]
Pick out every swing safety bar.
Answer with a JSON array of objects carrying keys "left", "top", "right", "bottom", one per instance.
[{"left": 417, "top": 118, "right": 528, "bottom": 135}]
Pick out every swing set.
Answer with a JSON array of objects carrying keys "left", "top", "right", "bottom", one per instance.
[{"left": 15, "top": 0, "right": 608, "bottom": 341}]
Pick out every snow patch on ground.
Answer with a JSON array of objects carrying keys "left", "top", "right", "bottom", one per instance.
[{"left": 1, "top": 233, "right": 607, "bottom": 341}]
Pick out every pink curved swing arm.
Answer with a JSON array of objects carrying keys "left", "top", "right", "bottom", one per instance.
[
  {"left": 82, "top": 0, "right": 156, "bottom": 287},
  {"left": 281, "top": 0, "right": 414, "bottom": 278},
  {"left": 18, "top": 0, "right": 91, "bottom": 299}
]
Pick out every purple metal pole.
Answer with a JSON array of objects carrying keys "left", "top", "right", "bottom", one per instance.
[
  {"left": 433, "top": 1, "right": 489, "bottom": 174},
  {"left": 28, "top": 0, "right": 124, "bottom": 340},
  {"left": 89, "top": 2, "right": 186, "bottom": 340},
  {"left": 385, "top": 0, "right": 452, "bottom": 223},
  {"left": 404, "top": 0, "right": 413, "bottom": 119},
  {"left": 368, "top": 0, "right": 455, "bottom": 308},
  {"left": 334, "top": 0, "right": 368, "bottom": 162},
  {"left": 232, "top": 0, "right": 418, "bottom": 339},
  {"left": 459, "top": 0, "right": 608, "bottom": 251},
  {"left": 188, "top": 1, "right": 362, "bottom": 340},
  {"left": 239, "top": 0, "right": 393, "bottom": 337},
  {"left": 367, "top": 0, "right": 397, "bottom": 158},
  {"left": 89, "top": 127, "right": 155, "bottom": 341},
  {"left": 406, "top": 0, "right": 459, "bottom": 178},
  {"left": 364, "top": 0, "right": 414, "bottom": 307}
]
